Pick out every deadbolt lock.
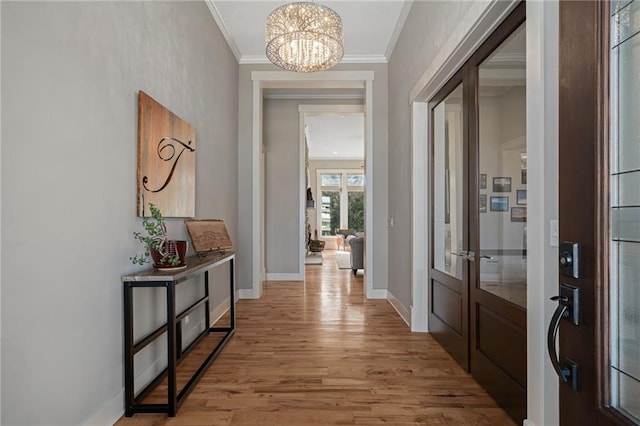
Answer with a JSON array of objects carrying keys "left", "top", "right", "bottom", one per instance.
[{"left": 559, "top": 241, "right": 579, "bottom": 279}]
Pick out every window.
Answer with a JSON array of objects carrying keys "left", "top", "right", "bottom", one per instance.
[{"left": 317, "top": 169, "right": 365, "bottom": 236}]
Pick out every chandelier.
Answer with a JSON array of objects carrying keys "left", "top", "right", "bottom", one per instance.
[{"left": 265, "top": 2, "right": 344, "bottom": 73}]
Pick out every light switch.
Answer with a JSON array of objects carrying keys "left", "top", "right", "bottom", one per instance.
[{"left": 550, "top": 220, "right": 559, "bottom": 247}]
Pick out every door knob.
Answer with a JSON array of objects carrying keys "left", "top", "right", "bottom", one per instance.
[{"left": 559, "top": 251, "right": 572, "bottom": 267}]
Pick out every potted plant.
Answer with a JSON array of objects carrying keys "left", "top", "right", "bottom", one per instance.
[{"left": 130, "top": 203, "right": 188, "bottom": 269}]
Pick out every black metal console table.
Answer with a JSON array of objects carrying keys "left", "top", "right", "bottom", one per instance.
[{"left": 122, "top": 251, "right": 235, "bottom": 417}]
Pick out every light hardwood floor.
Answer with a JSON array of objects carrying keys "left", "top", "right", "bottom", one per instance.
[{"left": 116, "top": 250, "right": 516, "bottom": 425}]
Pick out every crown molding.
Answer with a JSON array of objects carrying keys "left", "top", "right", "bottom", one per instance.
[
  {"left": 240, "top": 54, "right": 388, "bottom": 65},
  {"left": 265, "top": 93, "right": 364, "bottom": 100},
  {"left": 205, "top": 0, "right": 241, "bottom": 62},
  {"left": 309, "top": 156, "right": 365, "bottom": 161},
  {"left": 342, "top": 54, "right": 388, "bottom": 64},
  {"left": 386, "top": 0, "right": 414, "bottom": 60}
]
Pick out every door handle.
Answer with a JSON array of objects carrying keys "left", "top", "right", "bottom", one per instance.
[
  {"left": 451, "top": 251, "right": 475, "bottom": 261},
  {"left": 547, "top": 285, "right": 580, "bottom": 392}
]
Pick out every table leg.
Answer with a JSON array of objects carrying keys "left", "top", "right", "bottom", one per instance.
[
  {"left": 230, "top": 258, "right": 235, "bottom": 329},
  {"left": 166, "top": 282, "right": 177, "bottom": 416},
  {"left": 204, "top": 270, "right": 211, "bottom": 329},
  {"left": 124, "top": 283, "right": 134, "bottom": 416}
]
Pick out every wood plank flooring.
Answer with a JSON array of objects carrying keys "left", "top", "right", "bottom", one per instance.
[{"left": 116, "top": 250, "right": 516, "bottom": 425}]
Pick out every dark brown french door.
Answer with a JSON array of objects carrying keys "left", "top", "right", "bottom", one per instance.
[
  {"left": 429, "top": 3, "right": 527, "bottom": 423},
  {"left": 429, "top": 72, "right": 469, "bottom": 371},
  {"left": 467, "top": 5, "right": 527, "bottom": 423},
  {"left": 557, "top": 1, "right": 639, "bottom": 424}
]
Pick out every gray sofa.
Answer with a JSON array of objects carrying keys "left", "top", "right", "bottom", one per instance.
[{"left": 346, "top": 235, "right": 364, "bottom": 275}]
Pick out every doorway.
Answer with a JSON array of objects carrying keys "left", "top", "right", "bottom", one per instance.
[{"left": 300, "top": 105, "right": 365, "bottom": 276}]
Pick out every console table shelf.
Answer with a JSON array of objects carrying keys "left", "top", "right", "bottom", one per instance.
[{"left": 122, "top": 251, "right": 235, "bottom": 417}]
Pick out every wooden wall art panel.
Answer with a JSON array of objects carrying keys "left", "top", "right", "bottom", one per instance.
[
  {"left": 185, "top": 220, "right": 233, "bottom": 254},
  {"left": 137, "top": 91, "right": 195, "bottom": 217}
]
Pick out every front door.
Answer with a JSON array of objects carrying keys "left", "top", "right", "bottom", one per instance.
[{"left": 557, "top": 1, "right": 639, "bottom": 424}]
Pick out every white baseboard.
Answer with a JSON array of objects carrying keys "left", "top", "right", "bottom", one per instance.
[
  {"left": 238, "top": 288, "right": 260, "bottom": 299},
  {"left": 265, "top": 273, "right": 304, "bottom": 281},
  {"left": 410, "top": 304, "right": 429, "bottom": 332},
  {"left": 82, "top": 388, "right": 123, "bottom": 426},
  {"left": 368, "top": 288, "right": 388, "bottom": 299},
  {"left": 210, "top": 297, "right": 230, "bottom": 324},
  {"left": 387, "top": 291, "right": 411, "bottom": 328},
  {"left": 523, "top": 420, "right": 535, "bottom": 426}
]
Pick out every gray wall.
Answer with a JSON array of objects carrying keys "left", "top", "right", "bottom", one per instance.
[
  {"left": 263, "top": 99, "right": 301, "bottom": 274},
  {"left": 387, "top": 1, "right": 471, "bottom": 308},
  {"left": 263, "top": 100, "right": 363, "bottom": 276},
  {"left": 239, "top": 63, "right": 388, "bottom": 291},
  {"left": 1, "top": 2, "right": 238, "bottom": 424}
]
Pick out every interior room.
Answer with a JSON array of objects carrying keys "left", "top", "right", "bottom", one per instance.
[{"left": 1, "top": 1, "right": 631, "bottom": 426}]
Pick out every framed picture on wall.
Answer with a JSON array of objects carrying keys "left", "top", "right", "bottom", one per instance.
[
  {"left": 517, "top": 190, "right": 527, "bottom": 205},
  {"left": 511, "top": 207, "right": 527, "bottom": 222},
  {"left": 490, "top": 196, "right": 509, "bottom": 212},
  {"left": 479, "top": 194, "right": 487, "bottom": 213},
  {"left": 493, "top": 177, "right": 512, "bottom": 192},
  {"left": 479, "top": 174, "right": 487, "bottom": 189}
]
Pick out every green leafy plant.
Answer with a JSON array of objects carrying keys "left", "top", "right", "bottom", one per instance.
[{"left": 130, "top": 203, "right": 181, "bottom": 266}]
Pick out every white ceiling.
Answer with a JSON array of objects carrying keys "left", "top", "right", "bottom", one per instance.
[
  {"left": 207, "top": 0, "right": 413, "bottom": 64},
  {"left": 305, "top": 114, "right": 364, "bottom": 160}
]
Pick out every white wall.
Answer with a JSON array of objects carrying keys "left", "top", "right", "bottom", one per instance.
[
  {"left": 0, "top": 2, "right": 3, "bottom": 419},
  {"left": 1, "top": 2, "right": 238, "bottom": 424}
]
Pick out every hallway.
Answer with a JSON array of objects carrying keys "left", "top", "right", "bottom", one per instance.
[{"left": 117, "top": 251, "right": 516, "bottom": 425}]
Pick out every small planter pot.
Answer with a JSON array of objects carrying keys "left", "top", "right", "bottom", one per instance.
[{"left": 150, "top": 240, "right": 188, "bottom": 269}]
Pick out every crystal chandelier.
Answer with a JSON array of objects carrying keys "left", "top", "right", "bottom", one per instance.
[{"left": 265, "top": 2, "right": 344, "bottom": 73}]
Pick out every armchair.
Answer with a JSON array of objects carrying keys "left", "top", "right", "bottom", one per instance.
[{"left": 346, "top": 235, "right": 364, "bottom": 275}]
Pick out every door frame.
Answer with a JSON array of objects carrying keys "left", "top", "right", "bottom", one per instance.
[
  {"left": 250, "top": 71, "right": 376, "bottom": 298},
  {"left": 409, "top": 1, "right": 523, "bottom": 332},
  {"left": 298, "top": 104, "right": 365, "bottom": 279}
]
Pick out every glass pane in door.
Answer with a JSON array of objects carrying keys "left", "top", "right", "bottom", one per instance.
[
  {"left": 610, "top": 2, "right": 640, "bottom": 421},
  {"left": 477, "top": 23, "right": 527, "bottom": 307},
  {"left": 433, "top": 84, "right": 464, "bottom": 279}
]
